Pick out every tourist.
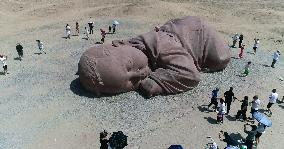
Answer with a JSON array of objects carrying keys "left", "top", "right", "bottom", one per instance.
[
  {"left": 88, "top": 21, "right": 94, "bottom": 34},
  {"left": 255, "top": 123, "right": 266, "bottom": 145},
  {"left": 224, "top": 87, "right": 237, "bottom": 114},
  {"left": 217, "top": 98, "right": 226, "bottom": 124},
  {"left": 108, "top": 25, "right": 112, "bottom": 33},
  {"left": 243, "top": 123, "right": 257, "bottom": 149},
  {"left": 239, "top": 34, "right": 244, "bottom": 48},
  {"left": 112, "top": 23, "right": 116, "bottom": 34},
  {"left": 236, "top": 96, "right": 249, "bottom": 121},
  {"left": 243, "top": 61, "right": 251, "bottom": 77},
  {"left": 0, "top": 55, "right": 7, "bottom": 75},
  {"left": 100, "top": 29, "right": 106, "bottom": 44},
  {"left": 36, "top": 40, "right": 46, "bottom": 54},
  {"left": 232, "top": 33, "right": 239, "bottom": 48},
  {"left": 208, "top": 87, "right": 220, "bottom": 111},
  {"left": 250, "top": 95, "right": 260, "bottom": 121},
  {"left": 252, "top": 38, "right": 260, "bottom": 54},
  {"left": 271, "top": 50, "right": 281, "bottom": 68},
  {"left": 16, "top": 43, "right": 23, "bottom": 60},
  {"left": 66, "top": 24, "right": 71, "bottom": 39},
  {"left": 76, "top": 22, "right": 79, "bottom": 36},
  {"left": 266, "top": 89, "right": 278, "bottom": 116},
  {"left": 100, "top": 130, "right": 109, "bottom": 149},
  {"left": 84, "top": 27, "right": 89, "bottom": 40},
  {"left": 239, "top": 44, "right": 245, "bottom": 58}
]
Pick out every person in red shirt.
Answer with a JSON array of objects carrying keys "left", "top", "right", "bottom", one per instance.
[
  {"left": 239, "top": 44, "right": 245, "bottom": 58},
  {"left": 100, "top": 29, "right": 106, "bottom": 44}
]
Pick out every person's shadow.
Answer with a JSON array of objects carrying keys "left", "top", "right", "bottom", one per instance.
[
  {"left": 14, "top": 57, "right": 21, "bottom": 61},
  {"left": 278, "top": 104, "right": 284, "bottom": 109},
  {"left": 204, "top": 117, "right": 217, "bottom": 124},
  {"left": 198, "top": 105, "right": 210, "bottom": 113}
]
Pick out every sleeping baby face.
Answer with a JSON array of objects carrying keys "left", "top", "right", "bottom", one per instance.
[{"left": 79, "top": 44, "right": 151, "bottom": 95}]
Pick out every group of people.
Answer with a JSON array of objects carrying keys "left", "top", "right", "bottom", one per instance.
[
  {"left": 65, "top": 20, "right": 118, "bottom": 44},
  {"left": 231, "top": 33, "right": 281, "bottom": 78},
  {"left": 206, "top": 86, "right": 283, "bottom": 148}
]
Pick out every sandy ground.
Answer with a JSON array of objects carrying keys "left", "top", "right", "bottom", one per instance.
[{"left": 0, "top": 0, "right": 284, "bottom": 149}]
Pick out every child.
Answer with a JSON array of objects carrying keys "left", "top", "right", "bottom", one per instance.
[
  {"left": 243, "top": 61, "right": 251, "bottom": 77},
  {"left": 253, "top": 39, "right": 260, "bottom": 54},
  {"left": 84, "top": 27, "right": 89, "bottom": 40},
  {"left": 100, "top": 29, "right": 106, "bottom": 44},
  {"left": 217, "top": 98, "right": 226, "bottom": 124},
  {"left": 66, "top": 24, "right": 71, "bottom": 39},
  {"left": 36, "top": 40, "right": 46, "bottom": 54},
  {"left": 75, "top": 22, "right": 79, "bottom": 35},
  {"left": 0, "top": 55, "right": 8, "bottom": 75},
  {"left": 16, "top": 43, "right": 23, "bottom": 60},
  {"left": 239, "top": 44, "right": 245, "bottom": 58}
]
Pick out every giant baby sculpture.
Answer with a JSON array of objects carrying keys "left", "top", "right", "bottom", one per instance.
[{"left": 78, "top": 16, "right": 230, "bottom": 97}]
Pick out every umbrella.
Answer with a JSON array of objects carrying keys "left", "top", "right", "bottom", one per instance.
[
  {"left": 168, "top": 145, "right": 183, "bottom": 149},
  {"left": 113, "top": 20, "right": 119, "bottom": 25},
  {"left": 109, "top": 131, "right": 127, "bottom": 149},
  {"left": 253, "top": 112, "right": 272, "bottom": 127}
]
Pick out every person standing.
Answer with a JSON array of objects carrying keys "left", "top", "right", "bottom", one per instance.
[
  {"left": 243, "top": 123, "right": 257, "bottom": 149},
  {"left": 100, "top": 130, "right": 109, "bottom": 149},
  {"left": 100, "top": 29, "right": 106, "bottom": 44},
  {"left": 217, "top": 98, "right": 226, "bottom": 123},
  {"left": 224, "top": 87, "right": 236, "bottom": 114},
  {"left": 0, "top": 55, "right": 8, "bottom": 75},
  {"left": 250, "top": 95, "right": 261, "bottom": 118},
  {"left": 232, "top": 33, "right": 239, "bottom": 48},
  {"left": 239, "top": 44, "right": 245, "bottom": 58},
  {"left": 252, "top": 38, "right": 260, "bottom": 54},
  {"left": 108, "top": 25, "right": 112, "bottom": 33},
  {"left": 266, "top": 89, "right": 278, "bottom": 116},
  {"left": 84, "top": 27, "right": 89, "bottom": 40},
  {"left": 208, "top": 87, "right": 220, "bottom": 111},
  {"left": 271, "top": 50, "right": 281, "bottom": 68},
  {"left": 112, "top": 23, "right": 117, "bottom": 34},
  {"left": 243, "top": 61, "right": 252, "bottom": 77},
  {"left": 66, "top": 24, "right": 71, "bottom": 39},
  {"left": 36, "top": 40, "right": 46, "bottom": 54},
  {"left": 88, "top": 21, "right": 94, "bottom": 34},
  {"left": 16, "top": 43, "right": 23, "bottom": 60},
  {"left": 239, "top": 34, "right": 244, "bottom": 48},
  {"left": 75, "top": 22, "right": 79, "bottom": 36}
]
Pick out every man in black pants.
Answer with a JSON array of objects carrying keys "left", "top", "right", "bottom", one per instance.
[
  {"left": 236, "top": 96, "right": 249, "bottom": 121},
  {"left": 239, "top": 34, "right": 243, "bottom": 48},
  {"left": 244, "top": 123, "right": 257, "bottom": 149},
  {"left": 88, "top": 21, "right": 94, "bottom": 34},
  {"left": 224, "top": 87, "right": 236, "bottom": 114},
  {"left": 16, "top": 43, "right": 23, "bottom": 61}
]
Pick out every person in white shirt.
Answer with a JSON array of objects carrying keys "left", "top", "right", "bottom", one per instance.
[
  {"left": 266, "top": 89, "right": 278, "bottom": 115},
  {"left": 250, "top": 95, "right": 260, "bottom": 121},
  {"left": 0, "top": 55, "right": 7, "bottom": 75},
  {"left": 217, "top": 98, "right": 226, "bottom": 123},
  {"left": 232, "top": 33, "right": 239, "bottom": 48},
  {"left": 84, "top": 27, "right": 89, "bottom": 40},
  {"left": 36, "top": 40, "right": 46, "bottom": 54},
  {"left": 66, "top": 24, "right": 71, "bottom": 39},
  {"left": 253, "top": 38, "right": 260, "bottom": 54},
  {"left": 271, "top": 50, "right": 281, "bottom": 68}
]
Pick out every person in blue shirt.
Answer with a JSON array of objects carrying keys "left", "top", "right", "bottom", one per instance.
[{"left": 208, "top": 87, "right": 220, "bottom": 111}]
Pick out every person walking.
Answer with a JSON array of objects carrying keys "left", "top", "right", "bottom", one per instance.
[
  {"left": 239, "top": 44, "right": 245, "bottom": 58},
  {"left": 239, "top": 34, "right": 244, "bottom": 48},
  {"left": 224, "top": 87, "right": 237, "bottom": 114},
  {"left": 243, "top": 61, "right": 252, "bottom": 77},
  {"left": 271, "top": 50, "right": 281, "bottom": 68},
  {"left": 16, "top": 43, "right": 23, "bottom": 60},
  {"left": 75, "top": 22, "right": 79, "bottom": 36},
  {"left": 252, "top": 38, "right": 260, "bottom": 54},
  {"left": 266, "top": 89, "right": 278, "bottom": 116},
  {"left": 236, "top": 96, "right": 249, "bottom": 121},
  {"left": 66, "top": 24, "right": 71, "bottom": 39},
  {"left": 207, "top": 87, "right": 220, "bottom": 111},
  {"left": 84, "top": 27, "right": 89, "bottom": 40},
  {"left": 0, "top": 55, "right": 8, "bottom": 75},
  {"left": 36, "top": 40, "right": 46, "bottom": 54},
  {"left": 232, "top": 33, "right": 239, "bottom": 48}
]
